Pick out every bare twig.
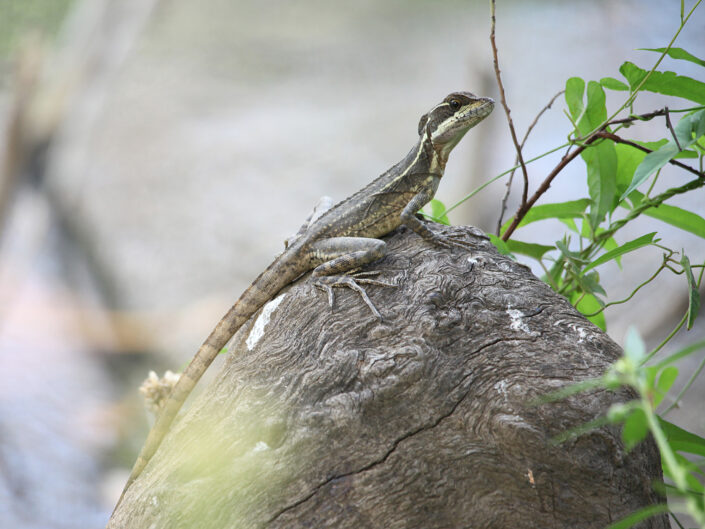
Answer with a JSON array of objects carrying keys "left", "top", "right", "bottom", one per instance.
[
  {"left": 501, "top": 137, "right": 598, "bottom": 241},
  {"left": 520, "top": 90, "right": 567, "bottom": 160},
  {"left": 501, "top": 2, "right": 704, "bottom": 243},
  {"left": 664, "top": 107, "right": 683, "bottom": 151},
  {"left": 608, "top": 108, "right": 669, "bottom": 126},
  {"left": 583, "top": 251, "right": 675, "bottom": 317},
  {"left": 490, "top": 1, "right": 530, "bottom": 210},
  {"left": 496, "top": 89, "right": 565, "bottom": 234},
  {"left": 595, "top": 131, "right": 703, "bottom": 178},
  {"left": 501, "top": 109, "right": 705, "bottom": 242},
  {"left": 644, "top": 268, "right": 704, "bottom": 368}
]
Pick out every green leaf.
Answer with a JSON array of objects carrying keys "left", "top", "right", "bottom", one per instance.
[
  {"left": 504, "top": 239, "right": 555, "bottom": 260},
  {"left": 620, "top": 109, "right": 705, "bottom": 199},
  {"left": 607, "top": 402, "right": 635, "bottom": 423},
  {"left": 627, "top": 190, "right": 705, "bottom": 239},
  {"left": 580, "top": 272, "right": 606, "bottom": 297},
  {"left": 681, "top": 254, "right": 701, "bottom": 330},
  {"left": 565, "top": 77, "right": 585, "bottom": 126},
  {"left": 639, "top": 47, "right": 705, "bottom": 67},
  {"left": 621, "top": 143, "right": 678, "bottom": 199},
  {"left": 579, "top": 217, "right": 593, "bottom": 239},
  {"left": 660, "top": 417, "right": 705, "bottom": 457},
  {"left": 654, "top": 366, "right": 678, "bottom": 406},
  {"left": 500, "top": 199, "right": 590, "bottom": 234},
  {"left": 653, "top": 339, "right": 705, "bottom": 369},
  {"left": 429, "top": 198, "right": 450, "bottom": 225},
  {"left": 585, "top": 81, "right": 608, "bottom": 126},
  {"left": 487, "top": 234, "right": 513, "bottom": 256},
  {"left": 622, "top": 408, "right": 648, "bottom": 449},
  {"left": 662, "top": 451, "right": 705, "bottom": 492},
  {"left": 599, "top": 77, "right": 629, "bottom": 91},
  {"left": 603, "top": 504, "right": 670, "bottom": 529},
  {"left": 619, "top": 61, "right": 705, "bottom": 105},
  {"left": 579, "top": 82, "right": 618, "bottom": 226},
  {"left": 571, "top": 291, "right": 606, "bottom": 330},
  {"left": 583, "top": 141, "right": 618, "bottom": 227},
  {"left": 673, "top": 453, "right": 705, "bottom": 491},
  {"left": 673, "top": 108, "right": 705, "bottom": 146},
  {"left": 585, "top": 81, "right": 607, "bottom": 126},
  {"left": 644, "top": 365, "right": 659, "bottom": 390},
  {"left": 555, "top": 239, "right": 585, "bottom": 262},
  {"left": 602, "top": 236, "right": 622, "bottom": 269},
  {"left": 614, "top": 139, "right": 692, "bottom": 196},
  {"left": 673, "top": 148, "right": 698, "bottom": 159},
  {"left": 582, "top": 232, "right": 657, "bottom": 274},
  {"left": 614, "top": 142, "right": 655, "bottom": 198},
  {"left": 697, "top": 135, "right": 705, "bottom": 153},
  {"left": 624, "top": 327, "right": 646, "bottom": 364},
  {"left": 558, "top": 218, "right": 579, "bottom": 233}
]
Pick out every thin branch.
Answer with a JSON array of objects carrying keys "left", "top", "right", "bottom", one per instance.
[
  {"left": 607, "top": 108, "right": 669, "bottom": 126},
  {"left": 501, "top": 136, "right": 599, "bottom": 241},
  {"left": 444, "top": 107, "right": 702, "bottom": 224},
  {"left": 490, "top": 1, "right": 530, "bottom": 210},
  {"left": 498, "top": 0, "right": 703, "bottom": 241},
  {"left": 496, "top": 89, "right": 565, "bottom": 235},
  {"left": 582, "top": 251, "right": 674, "bottom": 317},
  {"left": 663, "top": 353, "right": 705, "bottom": 415},
  {"left": 664, "top": 107, "right": 683, "bottom": 151},
  {"left": 521, "top": 90, "right": 567, "bottom": 155},
  {"left": 609, "top": 0, "right": 703, "bottom": 120},
  {"left": 587, "top": 177, "right": 705, "bottom": 258},
  {"left": 443, "top": 142, "right": 569, "bottom": 217},
  {"left": 501, "top": 108, "right": 705, "bottom": 242},
  {"left": 595, "top": 131, "right": 704, "bottom": 178}
]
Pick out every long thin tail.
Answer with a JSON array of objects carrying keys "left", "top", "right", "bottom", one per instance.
[{"left": 110, "top": 251, "right": 301, "bottom": 518}]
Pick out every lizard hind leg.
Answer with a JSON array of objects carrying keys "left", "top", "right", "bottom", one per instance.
[{"left": 309, "top": 237, "right": 395, "bottom": 319}]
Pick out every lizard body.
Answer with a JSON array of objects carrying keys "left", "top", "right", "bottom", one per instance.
[{"left": 112, "top": 91, "right": 493, "bottom": 514}]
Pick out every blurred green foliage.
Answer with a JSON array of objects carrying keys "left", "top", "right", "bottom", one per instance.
[{"left": 0, "top": 0, "right": 76, "bottom": 58}]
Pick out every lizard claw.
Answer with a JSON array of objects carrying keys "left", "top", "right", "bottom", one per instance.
[
  {"left": 313, "top": 273, "right": 395, "bottom": 320},
  {"left": 430, "top": 231, "right": 480, "bottom": 251},
  {"left": 315, "top": 281, "right": 336, "bottom": 308}
]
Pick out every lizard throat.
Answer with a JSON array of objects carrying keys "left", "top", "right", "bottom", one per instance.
[{"left": 427, "top": 138, "right": 449, "bottom": 173}]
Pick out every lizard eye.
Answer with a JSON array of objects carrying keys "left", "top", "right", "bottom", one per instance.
[{"left": 448, "top": 99, "right": 461, "bottom": 110}]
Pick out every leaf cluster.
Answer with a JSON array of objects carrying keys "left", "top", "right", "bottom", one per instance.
[
  {"left": 437, "top": 3, "right": 705, "bottom": 526},
  {"left": 489, "top": 47, "right": 705, "bottom": 332}
]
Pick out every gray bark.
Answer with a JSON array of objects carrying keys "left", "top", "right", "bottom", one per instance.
[{"left": 110, "top": 224, "right": 669, "bottom": 529}]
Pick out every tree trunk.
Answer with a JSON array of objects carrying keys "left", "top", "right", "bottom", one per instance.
[{"left": 109, "top": 223, "right": 669, "bottom": 529}]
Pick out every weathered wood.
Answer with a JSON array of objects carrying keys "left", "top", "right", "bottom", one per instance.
[{"left": 110, "top": 224, "right": 669, "bottom": 529}]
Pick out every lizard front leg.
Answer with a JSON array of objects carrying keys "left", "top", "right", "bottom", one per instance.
[
  {"left": 308, "top": 237, "right": 393, "bottom": 319},
  {"left": 400, "top": 186, "right": 478, "bottom": 250}
]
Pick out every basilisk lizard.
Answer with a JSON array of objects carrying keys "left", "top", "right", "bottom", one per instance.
[{"left": 112, "top": 91, "right": 494, "bottom": 513}]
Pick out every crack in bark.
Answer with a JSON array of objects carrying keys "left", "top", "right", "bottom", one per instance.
[{"left": 266, "top": 336, "right": 533, "bottom": 525}]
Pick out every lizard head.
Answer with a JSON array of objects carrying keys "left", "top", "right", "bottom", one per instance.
[{"left": 418, "top": 92, "right": 494, "bottom": 159}]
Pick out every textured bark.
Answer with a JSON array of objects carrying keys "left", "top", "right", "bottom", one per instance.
[{"left": 110, "top": 224, "right": 669, "bottom": 529}]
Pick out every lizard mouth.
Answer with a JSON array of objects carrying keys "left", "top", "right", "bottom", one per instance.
[
  {"left": 433, "top": 97, "right": 494, "bottom": 146},
  {"left": 461, "top": 97, "right": 495, "bottom": 120},
  {"left": 429, "top": 97, "right": 494, "bottom": 155}
]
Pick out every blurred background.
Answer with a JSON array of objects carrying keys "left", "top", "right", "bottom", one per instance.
[{"left": 0, "top": 0, "right": 703, "bottom": 527}]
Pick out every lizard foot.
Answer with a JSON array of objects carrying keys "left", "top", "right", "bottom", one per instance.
[{"left": 314, "top": 273, "right": 395, "bottom": 320}]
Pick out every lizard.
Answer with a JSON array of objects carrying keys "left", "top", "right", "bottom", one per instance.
[{"left": 111, "top": 91, "right": 494, "bottom": 515}]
